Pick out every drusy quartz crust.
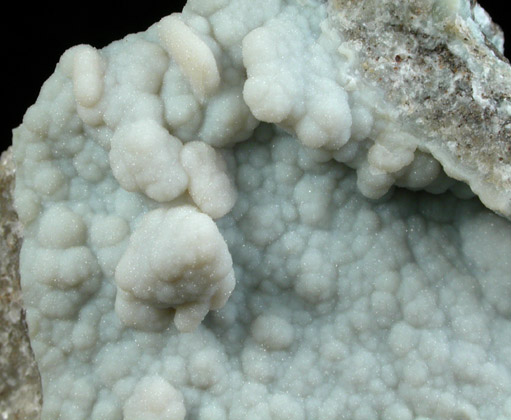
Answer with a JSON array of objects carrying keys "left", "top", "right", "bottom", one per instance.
[{"left": 11, "top": 1, "right": 511, "bottom": 419}]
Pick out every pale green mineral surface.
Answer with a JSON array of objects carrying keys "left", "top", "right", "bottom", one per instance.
[{"left": 4, "top": 1, "right": 511, "bottom": 419}]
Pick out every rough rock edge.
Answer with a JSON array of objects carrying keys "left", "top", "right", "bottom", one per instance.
[
  {"left": 0, "top": 147, "right": 41, "bottom": 420},
  {"left": 331, "top": 0, "right": 511, "bottom": 218}
]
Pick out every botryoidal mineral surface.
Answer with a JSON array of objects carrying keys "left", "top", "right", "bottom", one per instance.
[{"left": 4, "top": 0, "right": 511, "bottom": 419}]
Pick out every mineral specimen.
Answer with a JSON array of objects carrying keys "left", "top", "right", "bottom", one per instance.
[{"left": 11, "top": 0, "right": 511, "bottom": 419}]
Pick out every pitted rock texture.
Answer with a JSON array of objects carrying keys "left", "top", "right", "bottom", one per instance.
[
  {"left": 0, "top": 148, "right": 41, "bottom": 420},
  {"left": 332, "top": 0, "right": 511, "bottom": 217}
]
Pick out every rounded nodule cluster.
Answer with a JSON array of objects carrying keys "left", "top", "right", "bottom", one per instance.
[
  {"left": 11, "top": 0, "right": 511, "bottom": 419},
  {"left": 114, "top": 206, "right": 235, "bottom": 332}
]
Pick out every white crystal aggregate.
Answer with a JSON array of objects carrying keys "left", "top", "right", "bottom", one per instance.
[{"left": 12, "top": 0, "right": 511, "bottom": 419}]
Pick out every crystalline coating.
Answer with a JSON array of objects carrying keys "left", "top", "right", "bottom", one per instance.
[{"left": 11, "top": 1, "right": 511, "bottom": 419}]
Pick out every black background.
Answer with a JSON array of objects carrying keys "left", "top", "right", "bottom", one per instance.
[{"left": 3, "top": 1, "right": 510, "bottom": 152}]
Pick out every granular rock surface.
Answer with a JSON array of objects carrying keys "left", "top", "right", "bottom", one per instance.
[{"left": 0, "top": 148, "right": 41, "bottom": 420}]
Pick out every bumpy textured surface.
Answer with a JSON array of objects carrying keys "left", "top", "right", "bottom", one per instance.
[
  {"left": 0, "top": 149, "right": 41, "bottom": 420},
  {"left": 11, "top": 0, "right": 511, "bottom": 419}
]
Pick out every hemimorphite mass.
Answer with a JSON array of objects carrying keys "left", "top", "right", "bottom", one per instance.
[{"left": 11, "top": 0, "right": 511, "bottom": 419}]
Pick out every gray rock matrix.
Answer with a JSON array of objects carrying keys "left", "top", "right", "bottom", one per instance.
[
  {"left": 332, "top": 0, "right": 511, "bottom": 217},
  {"left": 0, "top": 149, "right": 41, "bottom": 420}
]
